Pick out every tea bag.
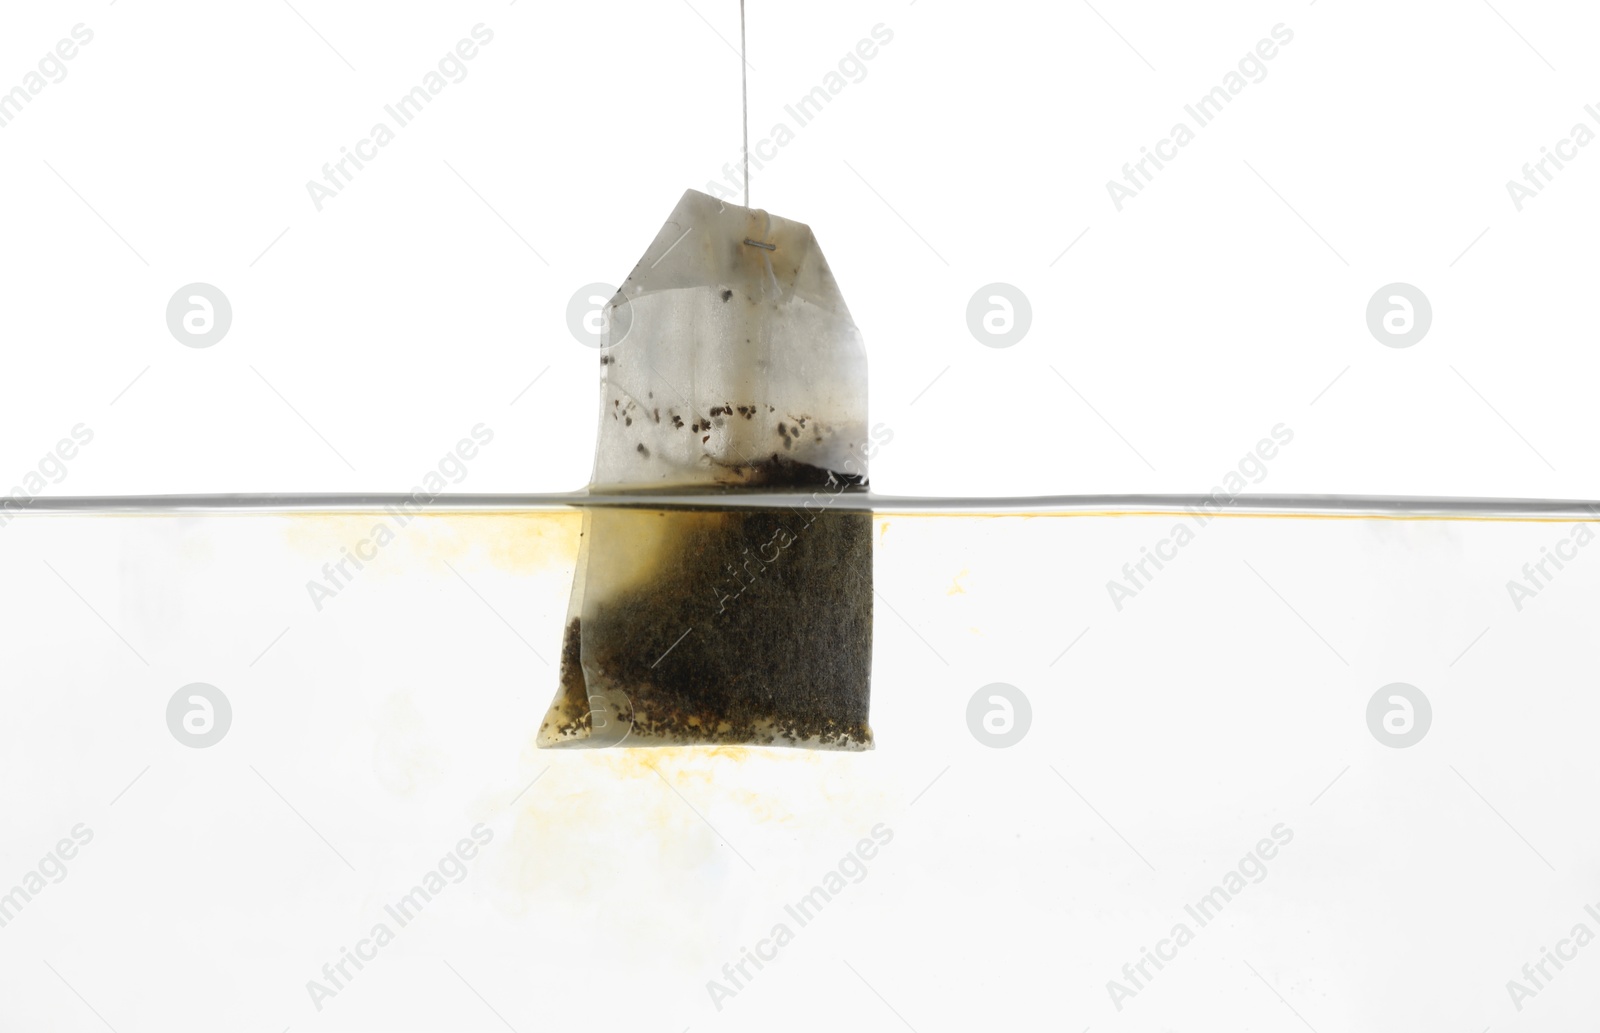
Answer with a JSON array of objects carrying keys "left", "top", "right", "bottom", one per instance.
[{"left": 538, "top": 189, "right": 874, "bottom": 750}]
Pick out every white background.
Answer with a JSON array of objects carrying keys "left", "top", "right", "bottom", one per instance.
[
  {"left": 1, "top": 0, "right": 1595, "bottom": 500},
  {"left": 2, "top": 2, "right": 1599, "bottom": 1032}
]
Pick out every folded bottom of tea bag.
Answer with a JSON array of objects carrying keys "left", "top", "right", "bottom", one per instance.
[{"left": 538, "top": 505, "right": 873, "bottom": 750}]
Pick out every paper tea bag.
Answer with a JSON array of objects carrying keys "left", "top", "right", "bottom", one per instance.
[{"left": 538, "top": 189, "right": 874, "bottom": 750}]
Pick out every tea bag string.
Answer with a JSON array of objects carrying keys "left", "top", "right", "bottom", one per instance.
[
  {"left": 739, "top": 1, "right": 748, "bottom": 206},
  {"left": 738, "top": 7, "right": 773, "bottom": 255}
]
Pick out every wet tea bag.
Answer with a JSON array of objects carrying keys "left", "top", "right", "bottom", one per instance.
[{"left": 538, "top": 189, "right": 874, "bottom": 750}]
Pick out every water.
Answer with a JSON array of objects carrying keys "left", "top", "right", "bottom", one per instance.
[
  {"left": 3, "top": 495, "right": 1597, "bottom": 1028},
  {"left": 13, "top": 489, "right": 1600, "bottom": 517}
]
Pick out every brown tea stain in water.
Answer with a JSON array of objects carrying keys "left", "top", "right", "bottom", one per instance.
[
  {"left": 424, "top": 511, "right": 584, "bottom": 576},
  {"left": 281, "top": 513, "right": 380, "bottom": 557},
  {"left": 490, "top": 745, "right": 891, "bottom": 935},
  {"left": 279, "top": 510, "right": 583, "bottom": 577}
]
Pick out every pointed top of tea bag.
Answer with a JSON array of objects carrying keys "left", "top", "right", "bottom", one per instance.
[
  {"left": 615, "top": 189, "right": 852, "bottom": 312},
  {"left": 593, "top": 189, "right": 869, "bottom": 492}
]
